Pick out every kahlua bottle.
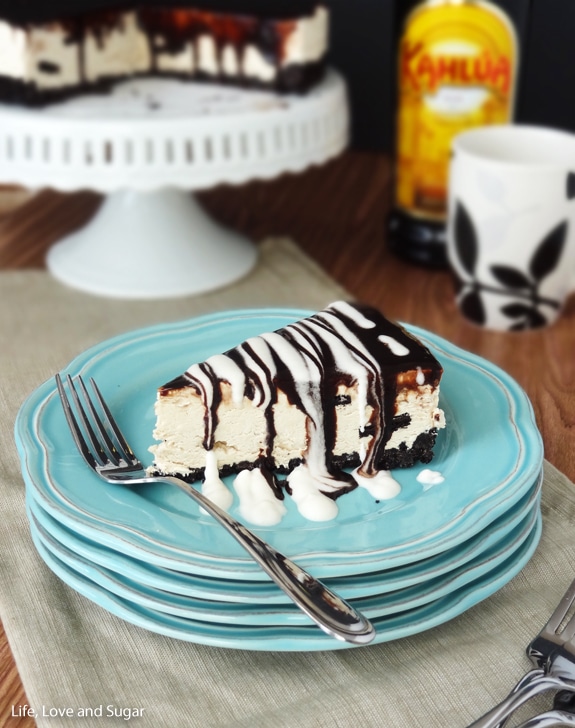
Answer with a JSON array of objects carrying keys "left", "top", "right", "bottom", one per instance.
[{"left": 387, "top": 0, "right": 518, "bottom": 267}]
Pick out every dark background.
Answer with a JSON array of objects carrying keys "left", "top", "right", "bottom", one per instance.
[
  {"left": 2, "top": 0, "right": 574, "bottom": 151},
  {"left": 329, "top": 0, "right": 575, "bottom": 151}
]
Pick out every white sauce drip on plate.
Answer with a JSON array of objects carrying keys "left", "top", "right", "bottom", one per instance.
[
  {"left": 352, "top": 467, "right": 401, "bottom": 500},
  {"left": 201, "top": 450, "right": 234, "bottom": 511},
  {"left": 287, "top": 464, "right": 339, "bottom": 522},
  {"left": 417, "top": 468, "right": 445, "bottom": 486},
  {"left": 233, "top": 469, "right": 287, "bottom": 526}
]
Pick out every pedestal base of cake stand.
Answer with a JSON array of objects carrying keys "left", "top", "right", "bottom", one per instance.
[
  {"left": 46, "top": 188, "right": 257, "bottom": 299},
  {"left": 1, "top": 72, "right": 348, "bottom": 297}
]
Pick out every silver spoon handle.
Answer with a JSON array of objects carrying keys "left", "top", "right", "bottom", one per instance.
[{"left": 163, "top": 475, "right": 375, "bottom": 645}]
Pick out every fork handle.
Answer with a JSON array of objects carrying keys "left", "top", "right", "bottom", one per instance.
[
  {"left": 515, "top": 710, "right": 575, "bottom": 728},
  {"left": 163, "top": 476, "right": 375, "bottom": 645},
  {"left": 467, "top": 674, "right": 569, "bottom": 728},
  {"left": 494, "top": 669, "right": 546, "bottom": 728}
]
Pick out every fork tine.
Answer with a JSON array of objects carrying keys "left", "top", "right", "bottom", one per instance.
[
  {"left": 64, "top": 375, "right": 112, "bottom": 467},
  {"left": 559, "top": 616, "right": 575, "bottom": 644},
  {"left": 55, "top": 374, "right": 98, "bottom": 470},
  {"left": 75, "top": 376, "right": 122, "bottom": 466},
  {"left": 554, "top": 594, "right": 575, "bottom": 643},
  {"left": 545, "top": 578, "right": 575, "bottom": 634},
  {"left": 87, "top": 377, "right": 138, "bottom": 466}
]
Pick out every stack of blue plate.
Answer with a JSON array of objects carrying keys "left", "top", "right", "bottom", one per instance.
[{"left": 16, "top": 310, "right": 544, "bottom": 651}]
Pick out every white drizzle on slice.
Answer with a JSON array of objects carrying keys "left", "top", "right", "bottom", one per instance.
[
  {"left": 299, "top": 318, "right": 370, "bottom": 433},
  {"left": 331, "top": 300, "right": 377, "bottom": 328},
  {"left": 259, "top": 329, "right": 333, "bottom": 482},
  {"left": 316, "top": 306, "right": 385, "bottom": 476},
  {"left": 237, "top": 337, "right": 275, "bottom": 408},
  {"left": 378, "top": 335, "right": 410, "bottom": 356},
  {"left": 201, "top": 354, "right": 246, "bottom": 407}
]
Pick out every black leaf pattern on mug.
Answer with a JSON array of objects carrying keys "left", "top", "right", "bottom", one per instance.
[
  {"left": 490, "top": 266, "right": 531, "bottom": 289},
  {"left": 500, "top": 302, "right": 549, "bottom": 330},
  {"left": 526, "top": 309, "right": 548, "bottom": 328},
  {"left": 529, "top": 220, "right": 568, "bottom": 282},
  {"left": 454, "top": 201, "right": 479, "bottom": 277},
  {"left": 460, "top": 288, "right": 486, "bottom": 324},
  {"left": 452, "top": 204, "right": 565, "bottom": 330},
  {"left": 501, "top": 303, "right": 535, "bottom": 318},
  {"left": 509, "top": 320, "right": 531, "bottom": 332},
  {"left": 452, "top": 276, "right": 464, "bottom": 295},
  {"left": 506, "top": 307, "right": 548, "bottom": 331},
  {"left": 567, "top": 173, "right": 575, "bottom": 200}
]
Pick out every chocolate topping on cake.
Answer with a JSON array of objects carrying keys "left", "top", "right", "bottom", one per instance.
[{"left": 163, "top": 302, "right": 443, "bottom": 494}]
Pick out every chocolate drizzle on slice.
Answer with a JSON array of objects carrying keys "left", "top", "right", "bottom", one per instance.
[
  {"left": 196, "top": 361, "right": 221, "bottom": 450},
  {"left": 258, "top": 464, "right": 285, "bottom": 500}
]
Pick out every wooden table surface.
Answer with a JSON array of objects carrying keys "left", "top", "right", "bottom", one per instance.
[{"left": 2, "top": 151, "right": 574, "bottom": 725}]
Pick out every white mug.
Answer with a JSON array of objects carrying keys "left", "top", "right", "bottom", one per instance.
[{"left": 447, "top": 125, "right": 575, "bottom": 330}]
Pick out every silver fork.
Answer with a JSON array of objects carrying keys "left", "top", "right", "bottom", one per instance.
[
  {"left": 514, "top": 710, "right": 575, "bottom": 728},
  {"left": 510, "top": 675, "right": 575, "bottom": 727},
  {"left": 468, "top": 578, "right": 575, "bottom": 728},
  {"left": 55, "top": 373, "right": 375, "bottom": 645}
]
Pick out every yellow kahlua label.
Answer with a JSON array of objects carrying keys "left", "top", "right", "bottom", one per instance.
[{"left": 394, "top": 0, "right": 517, "bottom": 220}]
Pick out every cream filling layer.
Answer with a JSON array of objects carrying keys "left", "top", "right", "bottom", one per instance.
[
  {"left": 0, "top": 22, "right": 27, "bottom": 79},
  {"left": 150, "top": 383, "right": 443, "bottom": 475}
]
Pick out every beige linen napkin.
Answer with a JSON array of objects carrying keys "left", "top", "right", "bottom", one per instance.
[{"left": 1, "top": 238, "right": 574, "bottom": 727}]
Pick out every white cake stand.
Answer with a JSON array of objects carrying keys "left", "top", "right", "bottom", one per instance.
[{"left": 0, "top": 71, "right": 348, "bottom": 298}]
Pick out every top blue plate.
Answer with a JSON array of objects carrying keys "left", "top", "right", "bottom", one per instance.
[{"left": 15, "top": 308, "right": 543, "bottom": 579}]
